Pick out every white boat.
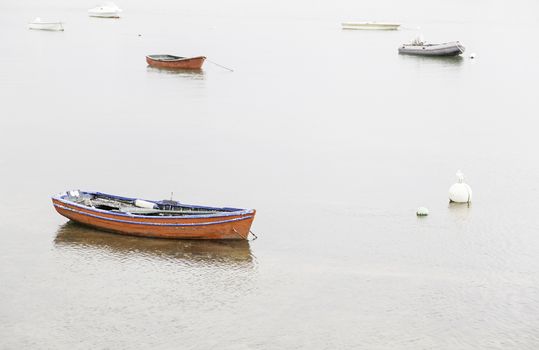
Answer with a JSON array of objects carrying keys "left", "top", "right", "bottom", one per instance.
[
  {"left": 341, "top": 22, "right": 400, "bottom": 30},
  {"left": 28, "top": 18, "right": 64, "bottom": 31},
  {"left": 88, "top": 3, "right": 122, "bottom": 18},
  {"left": 398, "top": 41, "right": 465, "bottom": 57}
]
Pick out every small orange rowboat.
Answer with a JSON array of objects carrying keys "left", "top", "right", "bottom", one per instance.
[
  {"left": 52, "top": 191, "right": 256, "bottom": 240},
  {"left": 146, "top": 55, "right": 206, "bottom": 69}
]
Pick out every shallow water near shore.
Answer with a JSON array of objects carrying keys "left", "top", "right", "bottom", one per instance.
[{"left": 2, "top": 0, "right": 539, "bottom": 348}]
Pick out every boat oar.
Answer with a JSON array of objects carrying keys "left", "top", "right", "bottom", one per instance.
[{"left": 207, "top": 60, "right": 234, "bottom": 72}]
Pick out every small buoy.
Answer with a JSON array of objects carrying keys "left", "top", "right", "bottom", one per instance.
[
  {"left": 449, "top": 170, "right": 472, "bottom": 203},
  {"left": 416, "top": 207, "right": 429, "bottom": 216},
  {"left": 470, "top": 53, "right": 476, "bottom": 59}
]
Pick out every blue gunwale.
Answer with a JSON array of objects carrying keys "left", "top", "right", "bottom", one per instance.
[
  {"left": 53, "top": 203, "right": 254, "bottom": 226},
  {"left": 52, "top": 191, "right": 254, "bottom": 220}
]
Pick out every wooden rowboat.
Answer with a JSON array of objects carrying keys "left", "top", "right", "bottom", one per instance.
[
  {"left": 52, "top": 190, "right": 256, "bottom": 240},
  {"left": 146, "top": 55, "right": 206, "bottom": 69}
]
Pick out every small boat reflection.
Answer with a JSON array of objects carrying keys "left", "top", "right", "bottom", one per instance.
[
  {"left": 398, "top": 54, "right": 464, "bottom": 67},
  {"left": 54, "top": 222, "right": 254, "bottom": 265},
  {"left": 146, "top": 66, "right": 205, "bottom": 80}
]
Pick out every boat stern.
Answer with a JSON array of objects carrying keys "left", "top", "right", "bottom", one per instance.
[{"left": 456, "top": 42, "right": 465, "bottom": 54}]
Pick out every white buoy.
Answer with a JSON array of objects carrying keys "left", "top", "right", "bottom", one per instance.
[
  {"left": 416, "top": 207, "right": 429, "bottom": 216},
  {"left": 448, "top": 170, "right": 472, "bottom": 203},
  {"left": 470, "top": 53, "right": 476, "bottom": 59}
]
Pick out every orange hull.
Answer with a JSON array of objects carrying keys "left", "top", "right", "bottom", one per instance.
[
  {"left": 146, "top": 55, "right": 206, "bottom": 69},
  {"left": 52, "top": 195, "right": 255, "bottom": 240}
]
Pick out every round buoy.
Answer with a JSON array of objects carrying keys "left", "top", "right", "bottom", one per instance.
[
  {"left": 470, "top": 53, "right": 476, "bottom": 59},
  {"left": 416, "top": 207, "right": 429, "bottom": 216},
  {"left": 449, "top": 170, "right": 472, "bottom": 203}
]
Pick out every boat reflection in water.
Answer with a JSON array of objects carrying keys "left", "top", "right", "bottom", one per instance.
[
  {"left": 146, "top": 66, "right": 206, "bottom": 80},
  {"left": 54, "top": 222, "right": 255, "bottom": 267},
  {"left": 398, "top": 54, "right": 464, "bottom": 67}
]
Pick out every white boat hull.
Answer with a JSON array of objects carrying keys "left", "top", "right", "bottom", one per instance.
[
  {"left": 398, "top": 41, "right": 465, "bottom": 57},
  {"left": 88, "top": 10, "right": 121, "bottom": 18},
  {"left": 28, "top": 22, "right": 64, "bottom": 31},
  {"left": 88, "top": 5, "right": 122, "bottom": 18},
  {"left": 341, "top": 22, "right": 400, "bottom": 30}
]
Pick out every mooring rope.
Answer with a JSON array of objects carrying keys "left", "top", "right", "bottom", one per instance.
[
  {"left": 232, "top": 228, "right": 258, "bottom": 240},
  {"left": 207, "top": 60, "right": 234, "bottom": 72}
]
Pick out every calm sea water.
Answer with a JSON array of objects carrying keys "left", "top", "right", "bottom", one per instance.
[{"left": 1, "top": 0, "right": 539, "bottom": 348}]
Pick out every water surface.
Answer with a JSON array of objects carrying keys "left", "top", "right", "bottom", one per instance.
[{"left": 1, "top": 0, "right": 539, "bottom": 348}]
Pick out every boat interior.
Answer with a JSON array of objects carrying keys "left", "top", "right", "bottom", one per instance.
[
  {"left": 148, "top": 55, "right": 186, "bottom": 61},
  {"left": 62, "top": 191, "right": 239, "bottom": 216}
]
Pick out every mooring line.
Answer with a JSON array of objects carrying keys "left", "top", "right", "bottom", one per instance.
[{"left": 207, "top": 60, "right": 234, "bottom": 72}]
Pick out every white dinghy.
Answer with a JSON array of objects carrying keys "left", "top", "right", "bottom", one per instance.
[
  {"left": 28, "top": 18, "right": 64, "bottom": 31},
  {"left": 88, "top": 2, "right": 122, "bottom": 18},
  {"left": 341, "top": 22, "right": 400, "bottom": 30},
  {"left": 399, "top": 36, "right": 465, "bottom": 57}
]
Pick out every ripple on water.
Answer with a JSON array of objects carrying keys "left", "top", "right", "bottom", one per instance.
[{"left": 53, "top": 221, "right": 256, "bottom": 269}]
